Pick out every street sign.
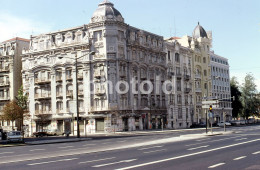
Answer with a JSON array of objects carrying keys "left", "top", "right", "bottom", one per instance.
[
  {"left": 202, "top": 105, "right": 219, "bottom": 109},
  {"left": 202, "top": 100, "right": 219, "bottom": 105}
]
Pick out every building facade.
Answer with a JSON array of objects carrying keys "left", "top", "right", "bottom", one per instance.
[
  {"left": 210, "top": 51, "right": 232, "bottom": 121},
  {"left": 21, "top": 0, "right": 232, "bottom": 135},
  {"left": 165, "top": 40, "right": 194, "bottom": 129},
  {"left": 0, "top": 37, "right": 30, "bottom": 131},
  {"left": 22, "top": 0, "right": 167, "bottom": 136}
]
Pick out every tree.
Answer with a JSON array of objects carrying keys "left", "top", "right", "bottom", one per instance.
[
  {"left": 230, "top": 77, "right": 243, "bottom": 118},
  {"left": 15, "top": 85, "right": 29, "bottom": 131},
  {"left": 2, "top": 101, "right": 24, "bottom": 130},
  {"left": 240, "top": 73, "right": 260, "bottom": 119}
]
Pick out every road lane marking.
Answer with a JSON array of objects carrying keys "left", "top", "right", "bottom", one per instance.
[
  {"left": 235, "top": 138, "right": 247, "bottom": 141},
  {"left": 187, "top": 145, "right": 209, "bottom": 151},
  {"left": 92, "top": 159, "right": 137, "bottom": 168},
  {"left": 83, "top": 144, "right": 96, "bottom": 146},
  {"left": 60, "top": 147, "right": 87, "bottom": 152},
  {"left": 196, "top": 138, "right": 210, "bottom": 142},
  {"left": 252, "top": 151, "right": 260, "bottom": 155},
  {"left": 0, "top": 152, "right": 14, "bottom": 155},
  {"left": 116, "top": 139, "right": 260, "bottom": 170},
  {"left": 143, "top": 149, "right": 166, "bottom": 154},
  {"left": 58, "top": 146, "right": 74, "bottom": 149},
  {"left": 138, "top": 145, "right": 164, "bottom": 151},
  {"left": 79, "top": 157, "right": 116, "bottom": 164},
  {"left": 117, "top": 140, "right": 126, "bottom": 143},
  {"left": 233, "top": 156, "right": 246, "bottom": 160},
  {"left": 185, "top": 135, "right": 244, "bottom": 147},
  {"left": 30, "top": 149, "right": 46, "bottom": 152},
  {"left": 28, "top": 158, "right": 78, "bottom": 166},
  {"left": 208, "top": 163, "right": 225, "bottom": 168}
]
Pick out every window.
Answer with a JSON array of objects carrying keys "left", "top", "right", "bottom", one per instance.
[
  {"left": 204, "top": 70, "right": 207, "bottom": 76},
  {"left": 168, "top": 51, "right": 171, "bottom": 61},
  {"left": 175, "top": 53, "right": 180, "bottom": 62},
  {"left": 177, "top": 80, "right": 181, "bottom": 91},
  {"left": 203, "top": 57, "right": 206, "bottom": 63},
  {"left": 178, "top": 107, "right": 182, "bottom": 119},
  {"left": 177, "top": 95, "right": 182, "bottom": 104}
]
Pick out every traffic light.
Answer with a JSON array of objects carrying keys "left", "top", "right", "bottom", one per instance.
[{"left": 209, "top": 105, "right": 212, "bottom": 111}]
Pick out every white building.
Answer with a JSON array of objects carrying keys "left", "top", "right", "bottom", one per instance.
[
  {"left": 22, "top": 0, "right": 167, "bottom": 136},
  {"left": 0, "top": 37, "right": 29, "bottom": 131},
  {"left": 210, "top": 51, "right": 232, "bottom": 121},
  {"left": 165, "top": 39, "right": 194, "bottom": 128}
]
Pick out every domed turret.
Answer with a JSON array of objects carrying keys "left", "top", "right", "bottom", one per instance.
[
  {"left": 90, "top": 0, "right": 124, "bottom": 23},
  {"left": 192, "top": 22, "right": 208, "bottom": 39}
]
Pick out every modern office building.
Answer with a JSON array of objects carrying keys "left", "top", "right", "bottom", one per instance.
[
  {"left": 0, "top": 37, "right": 30, "bottom": 131},
  {"left": 210, "top": 51, "right": 232, "bottom": 121}
]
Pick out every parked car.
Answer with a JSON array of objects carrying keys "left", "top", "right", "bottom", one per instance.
[
  {"left": 217, "top": 121, "right": 231, "bottom": 127},
  {"left": 46, "top": 129, "right": 64, "bottom": 136},
  {"left": 33, "top": 131, "right": 48, "bottom": 137},
  {"left": 240, "top": 120, "right": 246, "bottom": 125},
  {"left": 7, "top": 131, "right": 24, "bottom": 143},
  {"left": 230, "top": 120, "right": 240, "bottom": 126}
]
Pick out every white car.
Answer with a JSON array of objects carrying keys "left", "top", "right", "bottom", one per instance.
[
  {"left": 217, "top": 122, "right": 231, "bottom": 127},
  {"left": 7, "top": 131, "right": 24, "bottom": 143}
]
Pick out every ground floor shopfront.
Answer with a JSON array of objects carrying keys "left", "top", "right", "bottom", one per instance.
[{"left": 25, "top": 109, "right": 168, "bottom": 137}]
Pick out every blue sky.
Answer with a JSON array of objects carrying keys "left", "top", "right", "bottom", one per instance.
[{"left": 0, "top": 0, "right": 259, "bottom": 91}]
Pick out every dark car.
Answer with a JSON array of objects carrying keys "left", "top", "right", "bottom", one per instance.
[{"left": 33, "top": 131, "right": 48, "bottom": 137}]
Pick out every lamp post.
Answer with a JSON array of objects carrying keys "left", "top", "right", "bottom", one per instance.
[{"left": 59, "top": 51, "right": 95, "bottom": 138}]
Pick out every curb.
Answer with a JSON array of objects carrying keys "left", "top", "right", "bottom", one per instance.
[{"left": 25, "top": 138, "right": 92, "bottom": 145}]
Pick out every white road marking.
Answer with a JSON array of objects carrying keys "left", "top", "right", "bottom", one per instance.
[
  {"left": 60, "top": 147, "right": 87, "bottom": 152},
  {"left": 252, "top": 151, "right": 260, "bottom": 155},
  {"left": 92, "top": 159, "right": 137, "bottom": 168},
  {"left": 196, "top": 138, "right": 210, "bottom": 142},
  {"left": 117, "top": 140, "right": 126, "bottom": 143},
  {"left": 83, "top": 144, "right": 96, "bottom": 146},
  {"left": 143, "top": 149, "right": 166, "bottom": 154},
  {"left": 185, "top": 135, "right": 244, "bottom": 147},
  {"left": 30, "top": 149, "right": 46, "bottom": 152},
  {"left": 79, "top": 157, "right": 116, "bottom": 164},
  {"left": 208, "top": 163, "right": 225, "bottom": 168},
  {"left": 138, "top": 145, "right": 164, "bottom": 151},
  {"left": 116, "top": 139, "right": 260, "bottom": 170},
  {"left": 27, "top": 158, "right": 78, "bottom": 166},
  {"left": 0, "top": 152, "right": 14, "bottom": 155},
  {"left": 188, "top": 145, "right": 209, "bottom": 151},
  {"left": 102, "top": 143, "right": 111, "bottom": 145},
  {"left": 235, "top": 138, "right": 247, "bottom": 141},
  {"left": 233, "top": 156, "right": 247, "bottom": 160},
  {"left": 58, "top": 146, "right": 74, "bottom": 149}
]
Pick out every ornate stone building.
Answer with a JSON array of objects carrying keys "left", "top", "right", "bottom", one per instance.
[
  {"left": 22, "top": 0, "right": 167, "bottom": 136},
  {"left": 0, "top": 37, "right": 29, "bottom": 131},
  {"left": 177, "top": 23, "right": 213, "bottom": 123},
  {"left": 165, "top": 39, "right": 194, "bottom": 129}
]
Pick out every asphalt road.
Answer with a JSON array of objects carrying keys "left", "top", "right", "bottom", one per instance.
[{"left": 0, "top": 125, "right": 260, "bottom": 170}]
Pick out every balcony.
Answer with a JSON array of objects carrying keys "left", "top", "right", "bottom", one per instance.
[
  {"left": 0, "top": 81, "right": 10, "bottom": 87},
  {"left": 184, "top": 75, "right": 190, "bottom": 81},
  {"left": 56, "top": 92, "right": 63, "bottom": 98},
  {"left": 0, "top": 66, "right": 9, "bottom": 72},
  {"left": 66, "top": 90, "right": 73, "bottom": 98},
  {"left": 176, "top": 73, "right": 182, "bottom": 79},
  {"left": 119, "top": 72, "right": 127, "bottom": 78},
  {"left": 56, "top": 76, "right": 62, "bottom": 82},
  {"left": 35, "top": 93, "right": 51, "bottom": 100},
  {"left": 195, "top": 88, "right": 202, "bottom": 93},
  {"left": 195, "top": 74, "right": 201, "bottom": 79},
  {"left": 66, "top": 75, "right": 72, "bottom": 81},
  {"left": 94, "top": 72, "right": 101, "bottom": 79},
  {"left": 95, "top": 89, "right": 106, "bottom": 96},
  {"left": 185, "top": 88, "right": 191, "bottom": 93},
  {"left": 78, "top": 73, "right": 83, "bottom": 79},
  {"left": 35, "top": 110, "right": 52, "bottom": 115},
  {"left": 78, "top": 90, "right": 84, "bottom": 96},
  {"left": 35, "top": 78, "right": 51, "bottom": 85}
]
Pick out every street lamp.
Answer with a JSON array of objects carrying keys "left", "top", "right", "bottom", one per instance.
[{"left": 58, "top": 51, "right": 95, "bottom": 138}]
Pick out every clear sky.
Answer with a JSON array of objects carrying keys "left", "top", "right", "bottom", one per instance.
[{"left": 0, "top": 0, "right": 259, "bottom": 91}]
